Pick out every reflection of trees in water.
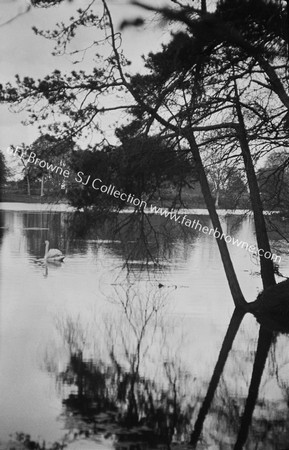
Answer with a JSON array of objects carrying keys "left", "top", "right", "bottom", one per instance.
[
  {"left": 222, "top": 214, "right": 252, "bottom": 239},
  {"left": 69, "top": 209, "right": 201, "bottom": 269},
  {"left": 191, "top": 314, "right": 289, "bottom": 449},
  {"left": 0, "top": 211, "right": 6, "bottom": 246},
  {"left": 235, "top": 327, "right": 273, "bottom": 449},
  {"left": 10, "top": 208, "right": 288, "bottom": 448},
  {"left": 40, "top": 284, "right": 289, "bottom": 449},
  {"left": 19, "top": 211, "right": 69, "bottom": 258},
  {"left": 42, "top": 284, "right": 195, "bottom": 446},
  {"left": 4, "top": 208, "right": 288, "bottom": 448},
  {"left": 190, "top": 308, "right": 246, "bottom": 446},
  {"left": 265, "top": 214, "right": 289, "bottom": 243}
]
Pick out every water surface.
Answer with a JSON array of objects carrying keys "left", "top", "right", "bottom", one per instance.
[{"left": 0, "top": 206, "right": 289, "bottom": 448}]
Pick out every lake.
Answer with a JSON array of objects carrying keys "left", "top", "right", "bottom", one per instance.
[{"left": 0, "top": 204, "right": 289, "bottom": 449}]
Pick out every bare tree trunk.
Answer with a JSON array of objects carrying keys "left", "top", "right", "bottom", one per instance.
[
  {"left": 186, "top": 131, "right": 247, "bottom": 309},
  {"left": 234, "top": 82, "right": 276, "bottom": 289},
  {"left": 287, "top": 0, "right": 289, "bottom": 58},
  {"left": 40, "top": 175, "right": 44, "bottom": 197},
  {"left": 26, "top": 175, "right": 30, "bottom": 196},
  {"left": 201, "top": 0, "right": 207, "bottom": 13}
]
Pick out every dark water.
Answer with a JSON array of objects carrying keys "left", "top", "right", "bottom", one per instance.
[{"left": 0, "top": 206, "right": 289, "bottom": 449}]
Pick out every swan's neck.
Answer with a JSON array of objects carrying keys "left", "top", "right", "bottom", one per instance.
[{"left": 44, "top": 242, "right": 49, "bottom": 258}]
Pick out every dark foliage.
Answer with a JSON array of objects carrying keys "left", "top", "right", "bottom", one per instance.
[
  {"left": 66, "top": 135, "right": 194, "bottom": 210},
  {"left": 57, "top": 351, "right": 192, "bottom": 445}
]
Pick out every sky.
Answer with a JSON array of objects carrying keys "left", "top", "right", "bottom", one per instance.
[{"left": 0, "top": 0, "right": 172, "bottom": 154}]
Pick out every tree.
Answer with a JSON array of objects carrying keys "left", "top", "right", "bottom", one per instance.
[
  {"left": 128, "top": 0, "right": 289, "bottom": 288},
  {"left": 29, "top": 134, "right": 74, "bottom": 196},
  {"left": 225, "top": 170, "right": 248, "bottom": 208},
  {"left": 1, "top": 0, "right": 288, "bottom": 305},
  {"left": 9, "top": 135, "right": 75, "bottom": 197},
  {"left": 67, "top": 129, "right": 194, "bottom": 211},
  {"left": 115, "top": 130, "right": 194, "bottom": 204},
  {"left": 0, "top": 151, "right": 9, "bottom": 186},
  {"left": 66, "top": 147, "right": 117, "bottom": 210},
  {"left": 258, "top": 151, "right": 289, "bottom": 211},
  {"left": 204, "top": 146, "right": 247, "bottom": 208},
  {"left": 7, "top": 145, "right": 33, "bottom": 195}
]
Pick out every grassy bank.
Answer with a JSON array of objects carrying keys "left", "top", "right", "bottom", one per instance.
[
  {"left": 0, "top": 191, "right": 68, "bottom": 204},
  {"left": 1, "top": 184, "right": 250, "bottom": 209}
]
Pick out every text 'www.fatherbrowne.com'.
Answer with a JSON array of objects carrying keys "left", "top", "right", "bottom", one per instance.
[{"left": 150, "top": 205, "right": 281, "bottom": 264}]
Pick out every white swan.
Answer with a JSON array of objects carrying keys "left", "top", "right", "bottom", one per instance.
[{"left": 44, "top": 240, "right": 65, "bottom": 262}]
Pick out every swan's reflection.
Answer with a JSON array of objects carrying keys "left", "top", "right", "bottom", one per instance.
[
  {"left": 43, "top": 260, "right": 64, "bottom": 277},
  {"left": 30, "top": 255, "right": 64, "bottom": 277}
]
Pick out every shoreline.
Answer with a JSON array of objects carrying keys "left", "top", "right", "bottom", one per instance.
[{"left": 0, "top": 201, "right": 282, "bottom": 216}]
